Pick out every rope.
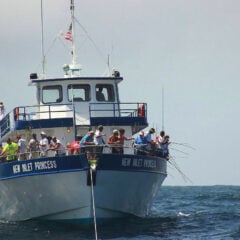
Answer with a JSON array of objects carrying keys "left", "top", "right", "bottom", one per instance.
[{"left": 90, "top": 165, "right": 98, "bottom": 240}]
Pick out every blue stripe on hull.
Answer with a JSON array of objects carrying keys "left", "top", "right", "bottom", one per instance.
[
  {"left": 0, "top": 154, "right": 167, "bottom": 180},
  {"left": 0, "top": 154, "right": 88, "bottom": 180}
]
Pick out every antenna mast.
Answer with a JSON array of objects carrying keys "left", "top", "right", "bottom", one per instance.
[
  {"left": 162, "top": 86, "right": 165, "bottom": 131},
  {"left": 68, "top": 0, "right": 81, "bottom": 77},
  {"left": 70, "top": 0, "right": 77, "bottom": 65},
  {"left": 40, "top": 0, "right": 46, "bottom": 78}
]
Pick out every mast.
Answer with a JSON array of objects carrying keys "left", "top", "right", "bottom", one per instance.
[
  {"left": 69, "top": 0, "right": 81, "bottom": 77},
  {"left": 70, "top": 0, "right": 77, "bottom": 66}
]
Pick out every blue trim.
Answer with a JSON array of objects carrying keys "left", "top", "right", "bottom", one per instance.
[
  {"left": 0, "top": 154, "right": 88, "bottom": 180},
  {"left": 90, "top": 116, "right": 148, "bottom": 127},
  {"left": 14, "top": 118, "right": 74, "bottom": 130},
  {"left": 0, "top": 153, "right": 166, "bottom": 180},
  {"left": 97, "top": 154, "right": 167, "bottom": 174}
]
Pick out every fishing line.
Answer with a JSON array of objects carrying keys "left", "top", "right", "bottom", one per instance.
[
  {"left": 171, "top": 142, "right": 196, "bottom": 150},
  {"left": 169, "top": 158, "right": 193, "bottom": 184},
  {"left": 90, "top": 165, "right": 98, "bottom": 240},
  {"left": 169, "top": 147, "right": 190, "bottom": 156}
]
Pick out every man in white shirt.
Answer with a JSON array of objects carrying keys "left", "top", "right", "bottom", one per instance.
[
  {"left": 39, "top": 132, "right": 49, "bottom": 157},
  {"left": 17, "top": 135, "right": 27, "bottom": 160},
  {"left": 94, "top": 125, "right": 105, "bottom": 153},
  {"left": 50, "top": 136, "right": 66, "bottom": 156}
]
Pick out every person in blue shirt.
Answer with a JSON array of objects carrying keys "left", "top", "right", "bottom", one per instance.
[
  {"left": 145, "top": 127, "right": 156, "bottom": 154},
  {"left": 134, "top": 131, "right": 147, "bottom": 155},
  {"left": 80, "top": 130, "right": 96, "bottom": 159},
  {"left": 161, "top": 135, "right": 170, "bottom": 160}
]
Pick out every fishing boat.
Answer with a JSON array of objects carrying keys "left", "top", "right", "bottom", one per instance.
[{"left": 0, "top": 0, "right": 167, "bottom": 223}]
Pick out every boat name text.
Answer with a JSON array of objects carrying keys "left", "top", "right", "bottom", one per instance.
[
  {"left": 121, "top": 158, "right": 157, "bottom": 168},
  {"left": 12, "top": 160, "right": 57, "bottom": 174}
]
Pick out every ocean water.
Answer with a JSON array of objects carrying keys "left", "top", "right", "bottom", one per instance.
[{"left": 0, "top": 186, "right": 239, "bottom": 240}]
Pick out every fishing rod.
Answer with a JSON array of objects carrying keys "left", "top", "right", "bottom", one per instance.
[
  {"left": 171, "top": 142, "right": 196, "bottom": 150},
  {"left": 169, "top": 147, "right": 190, "bottom": 156},
  {"left": 168, "top": 157, "right": 193, "bottom": 184}
]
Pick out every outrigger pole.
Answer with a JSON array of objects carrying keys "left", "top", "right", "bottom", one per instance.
[{"left": 162, "top": 86, "right": 165, "bottom": 131}]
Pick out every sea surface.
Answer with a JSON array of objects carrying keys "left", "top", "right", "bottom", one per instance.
[{"left": 0, "top": 186, "right": 239, "bottom": 240}]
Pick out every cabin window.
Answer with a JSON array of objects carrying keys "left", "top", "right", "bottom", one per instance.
[
  {"left": 96, "top": 84, "right": 115, "bottom": 102},
  {"left": 68, "top": 84, "right": 91, "bottom": 102},
  {"left": 42, "top": 85, "right": 63, "bottom": 103}
]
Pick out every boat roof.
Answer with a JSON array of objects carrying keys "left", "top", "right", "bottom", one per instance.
[{"left": 30, "top": 76, "right": 123, "bottom": 85}]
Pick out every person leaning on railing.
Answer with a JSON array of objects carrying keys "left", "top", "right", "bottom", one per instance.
[
  {"left": 94, "top": 125, "right": 105, "bottom": 153},
  {"left": 16, "top": 134, "right": 27, "bottom": 160},
  {"left": 118, "top": 128, "right": 134, "bottom": 154},
  {"left": 49, "top": 136, "right": 66, "bottom": 157},
  {"left": 28, "top": 133, "right": 40, "bottom": 159},
  {"left": 80, "top": 130, "right": 96, "bottom": 159},
  {"left": 0, "top": 138, "right": 18, "bottom": 161},
  {"left": 107, "top": 129, "right": 121, "bottom": 154},
  {"left": 133, "top": 131, "right": 147, "bottom": 155}
]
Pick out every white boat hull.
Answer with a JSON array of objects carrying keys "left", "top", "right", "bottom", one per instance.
[{"left": 0, "top": 154, "right": 167, "bottom": 222}]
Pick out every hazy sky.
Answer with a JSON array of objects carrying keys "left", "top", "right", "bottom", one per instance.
[{"left": 1, "top": 0, "right": 240, "bottom": 186}]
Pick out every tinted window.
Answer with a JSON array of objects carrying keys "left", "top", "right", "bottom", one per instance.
[
  {"left": 42, "top": 85, "right": 63, "bottom": 103},
  {"left": 68, "top": 84, "right": 91, "bottom": 102},
  {"left": 96, "top": 84, "right": 115, "bottom": 102}
]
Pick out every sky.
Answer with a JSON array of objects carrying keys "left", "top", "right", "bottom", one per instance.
[{"left": 1, "top": 0, "right": 240, "bottom": 186}]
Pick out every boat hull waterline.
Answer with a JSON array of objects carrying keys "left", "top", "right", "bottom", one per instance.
[{"left": 0, "top": 154, "right": 167, "bottom": 222}]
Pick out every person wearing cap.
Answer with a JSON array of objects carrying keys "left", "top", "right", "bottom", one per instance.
[
  {"left": 39, "top": 131, "right": 49, "bottom": 157},
  {"left": 94, "top": 125, "right": 105, "bottom": 153},
  {"left": 107, "top": 129, "right": 121, "bottom": 154},
  {"left": 17, "top": 135, "right": 27, "bottom": 160},
  {"left": 80, "top": 130, "right": 96, "bottom": 159},
  {"left": 145, "top": 128, "right": 156, "bottom": 154},
  {"left": 49, "top": 136, "right": 66, "bottom": 157},
  {"left": 0, "top": 102, "right": 5, "bottom": 121},
  {"left": 0, "top": 138, "right": 18, "bottom": 161},
  {"left": 134, "top": 131, "right": 147, "bottom": 155}
]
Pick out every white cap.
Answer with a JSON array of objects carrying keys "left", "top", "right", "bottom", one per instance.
[{"left": 40, "top": 131, "right": 46, "bottom": 135}]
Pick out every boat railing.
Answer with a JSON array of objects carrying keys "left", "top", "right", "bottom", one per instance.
[
  {"left": 89, "top": 102, "right": 147, "bottom": 118},
  {"left": 0, "top": 104, "right": 75, "bottom": 138},
  {"left": 0, "top": 143, "right": 168, "bottom": 164},
  {"left": 12, "top": 104, "right": 74, "bottom": 121}
]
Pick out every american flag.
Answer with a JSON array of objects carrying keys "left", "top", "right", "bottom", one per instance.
[{"left": 65, "top": 24, "right": 72, "bottom": 41}]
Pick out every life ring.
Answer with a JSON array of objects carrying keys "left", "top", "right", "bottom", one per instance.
[
  {"left": 14, "top": 107, "right": 19, "bottom": 121},
  {"left": 138, "top": 104, "right": 145, "bottom": 117}
]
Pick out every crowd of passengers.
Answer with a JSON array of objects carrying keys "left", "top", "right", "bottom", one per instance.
[{"left": 0, "top": 125, "right": 170, "bottom": 162}]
